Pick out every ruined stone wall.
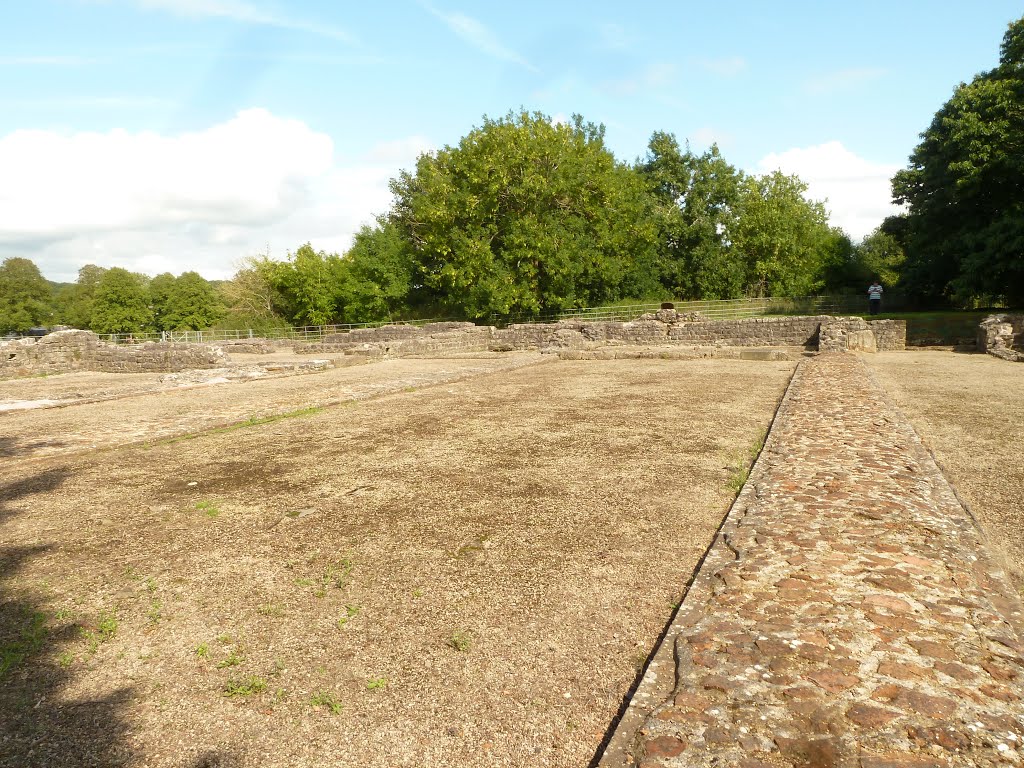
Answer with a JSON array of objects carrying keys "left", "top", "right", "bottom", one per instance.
[
  {"left": 296, "top": 315, "right": 906, "bottom": 359},
  {"left": 0, "top": 330, "right": 226, "bottom": 379},
  {"left": 978, "top": 314, "right": 1024, "bottom": 362},
  {"left": 295, "top": 325, "right": 493, "bottom": 358},
  {"left": 865, "top": 319, "right": 907, "bottom": 351}
]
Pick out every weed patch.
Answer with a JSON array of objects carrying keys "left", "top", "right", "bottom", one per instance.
[
  {"left": 309, "top": 691, "right": 342, "bottom": 714},
  {"left": 0, "top": 609, "right": 49, "bottom": 680},
  {"left": 223, "top": 675, "right": 267, "bottom": 697},
  {"left": 447, "top": 629, "right": 472, "bottom": 653}
]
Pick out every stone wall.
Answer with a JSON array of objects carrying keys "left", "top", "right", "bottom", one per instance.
[
  {"left": 295, "top": 325, "right": 493, "bottom": 358},
  {"left": 0, "top": 330, "right": 226, "bottom": 380},
  {"left": 866, "top": 319, "right": 907, "bottom": 351},
  {"left": 293, "top": 313, "right": 906, "bottom": 360},
  {"left": 978, "top": 314, "right": 1024, "bottom": 362}
]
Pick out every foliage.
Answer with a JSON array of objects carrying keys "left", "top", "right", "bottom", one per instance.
[
  {"left": 339, "top": 221, "right": 414, "bottom": 323},
  {"left": 90, "top": 267, "right": 153, "bottom": 334},
  {"left": 54, "top": 264, "right": 107, "bottom": 329},
  {"left": 893, "top": 16, "right": 1024, "bottom": 306},
  {"left": 639, "top": 135, "right": 840, "bottom": 299},
  {"left": 731, "top": 171, "right": 835, "bottom": 297},
  {"left": 0, "top": 257, "right": 53, "bottom": 333},
  {"left": 389, "top": 110, "right": 660, "bottom": 319},
  {"left": 152, "top": 271, "right": 226, "bottom": 331},
  {"left": 639, "top": 136, "right": 746, "bottom": 299},
  {"left": 853, "top": 228, "right": 906, "bottom": 290},
  {"left": 220, "top": 256, "right": 292, "bottom": 329}
]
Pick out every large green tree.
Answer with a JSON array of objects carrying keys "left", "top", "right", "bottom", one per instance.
[
  {"left": 153, "top": 271, "right": 226, "bottom": 331},
  {"left": 389, "top": 111, "right": 659, "bottom": 319},
  {"left": 639, "top": 135, "right": 746, "bottom": 299},
  {"left": 732, "top": 171, "right": 836, "bottom": 297},
  {"left": 55, "top": 264, "right": 107, "bottom": 329},
  {"left": 90, "top": 267, "right": 153, "bottom": 334},
  {"left": 0, "top": 257, "right": 53, "bottom": 333},
  {"left": 339, "top": 221, "right": 414, "bottom": 323},
  {"left": 893, "top": 16, "right": 1024, "bottom": 306}
]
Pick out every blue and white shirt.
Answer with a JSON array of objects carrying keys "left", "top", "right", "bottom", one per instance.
[{"left": 868, "top": 283, "right": 883, "bottom": 300}]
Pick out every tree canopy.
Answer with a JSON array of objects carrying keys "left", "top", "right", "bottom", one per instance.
[
  {"left": 389, "top": 111, "right": 660, "bottom": 319},
  {"left": 893, "top": 16, "right": 1024, "bottom": 306},
  {"left": 0, "top": 257, "right": 53, "bottom": 333},
  {"left": 90, "top": 268, "right": 153, "bottom": 334}
]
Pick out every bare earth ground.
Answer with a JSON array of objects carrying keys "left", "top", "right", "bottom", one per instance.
[
  {"left": 866, "top": 350, "right": 1024, "bottom": 592},
  {"left": 0, "top": 356, "right": 793, "bottom": 768}
]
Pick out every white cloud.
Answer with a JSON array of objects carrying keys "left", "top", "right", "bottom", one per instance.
[
  {"left": 133, "top": 0, "right": 357, "bottom": 44},
  {"left": 0, "top": 110, "right": 433, "bottom": 281},
  {"left": 422, "top": 4, "right": 538, "bottom": 72},
  {"left": 755, "top": 141, "right": 903, "bottom": 239},
  {"left": 803, "top": 67, "right": 886, "bottom": 95},
  {"left": 696, "top": 56, "right": 746, "bottom": 77}
]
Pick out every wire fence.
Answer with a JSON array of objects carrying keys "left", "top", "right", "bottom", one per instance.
[{"left": 96, "top": 294, "right": 903, "bottom": 345}]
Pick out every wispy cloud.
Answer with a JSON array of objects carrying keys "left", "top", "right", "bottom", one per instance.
[
  {"left": 803, "top": 67, "right": 887, "bottom": 95},
  {"left": 600, "top": 62, "right": 675, "bottom": 98},
  {"left": 0, "top": 55, "right": 94, "bottom": 66},
  {"left": 0, "top": 95, "right": 176, "bottom": 109},
  {"left": 421, "top": 3, "right": 538, "bottom": 73},
  {"left": 133, "top": 0, "right": 357, "bottom": 44},
  {"left": 696, "top": 56, "right": 746, "bottom": 77}
]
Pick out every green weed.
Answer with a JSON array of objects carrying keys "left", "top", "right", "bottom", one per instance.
[
  {"left": 217, "top": 649, "right": 245, "bottom": 669},
  {"left": 336, "top": 604, "right": 360, "bottom": 629},
  {"left": 195, "top": 643, "right": 210, "bottom": 658},
  {"left": 195, "top": 500, "right": 220, "bottom": 518},
  {"left": 97, "top": 611, "right": 118, "bottom": 640},
  {"left": 0, "top": 610, "right": 49, "bottom": 680},
  {"left": 223, "top": 675, "right": 267, "bottom": 697},
  {"left": 257, "top": 603, "right": 283, "bottom": 617},
  {"left": 447, "top": 630, "right": 471, "bottom": 653},
  {"left": 309, "top": 691, "right": 342, "bottom": 714}
]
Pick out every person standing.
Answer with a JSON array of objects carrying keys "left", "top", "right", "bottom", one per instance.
[{"left": 868, "top": 280, "right": 883, "bottom": 315}]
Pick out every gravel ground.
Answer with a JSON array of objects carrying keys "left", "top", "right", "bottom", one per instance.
[
  {"left": 0, "top": 356, "right": 793, "bottom": 768},
  {"left": 866, "top": 350, "right": 1024, "bottom": 592}
]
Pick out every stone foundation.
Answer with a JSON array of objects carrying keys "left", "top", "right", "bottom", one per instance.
[
  {"left": 0, "top": 330, "right": 226, "bottom": 380},
  {"left": 293, "top": 314, "right": 906, "bottom": 361},
  {"left": 978, "top": 314, "right": 1024, "bottom": 362}
]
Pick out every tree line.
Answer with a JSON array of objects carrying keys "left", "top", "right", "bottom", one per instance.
[
  {"left": 3, "top": 15, "right": 1020, "bottom": 335},
  {"left": 0, "top": 121, "right": 896, "bottom": 335}
]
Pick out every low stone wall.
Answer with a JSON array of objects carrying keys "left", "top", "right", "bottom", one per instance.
[
  {"left": 978, "top": 314, "right": 1024, "bottom": 362},
  {"left": 866, "top": 319, "right": 906, "bottom": 351},
  {"left": 295, "top": 325, "right": 493, "bottom": 358},
  {"left": 294, "top": 314, "right": 906, "bottom": 360},
  {"left": 0, "top": 330, "right": 226, "bottom": 380}
]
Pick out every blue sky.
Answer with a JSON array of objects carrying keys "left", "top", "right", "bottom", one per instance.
[{"left": 1, "top": 1, "right": 1021, "bottom": 282}]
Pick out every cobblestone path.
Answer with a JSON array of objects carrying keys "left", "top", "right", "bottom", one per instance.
[{"left": 602, "top": 354, "right": 1024, "bottom": 768}]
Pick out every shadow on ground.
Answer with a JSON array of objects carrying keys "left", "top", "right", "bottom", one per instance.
[{"left": 0, "top": 456, "right": 133, "bottom": 768}]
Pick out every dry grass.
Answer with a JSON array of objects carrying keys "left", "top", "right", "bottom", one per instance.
[
  {"left": 867, "top": 350, "right": 1024, "bottom": 591},
  {"left": 0, "top": 356, "right": 793, "bottom": 767}
]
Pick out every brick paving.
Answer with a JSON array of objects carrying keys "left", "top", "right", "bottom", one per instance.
[{"left": 601, "top": 354, "right": 1024, "bottom": 768}]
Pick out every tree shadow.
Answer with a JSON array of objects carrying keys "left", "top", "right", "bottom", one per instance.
[{"left": 0, "top": 465, "right": 135, "bottom": 767}]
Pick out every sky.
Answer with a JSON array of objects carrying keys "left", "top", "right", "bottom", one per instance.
[{"left": 1, "top": 1, "right": 1021, "bottom": 284}]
